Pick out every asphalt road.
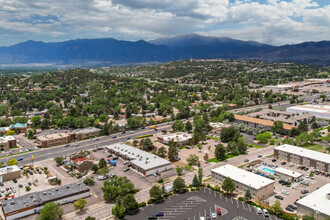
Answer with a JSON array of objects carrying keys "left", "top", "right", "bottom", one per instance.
[
  {"left": 0, "top": 122, "right": 173, "bottom": 166},
  {"left": 127, "top": 188, "right": 277, "bottom": 220}
]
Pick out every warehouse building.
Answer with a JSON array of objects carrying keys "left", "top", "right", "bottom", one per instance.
[
  {"left": 157, "top": 132, "right": 193, "bottom": 147},
  {"left": 0, "top": 165, "right": 21, "bottom": 182},
  {"left": 71, "top": 127, "right": 101, "bottom": 141},
  {"left": 1, "top": 182, "right": 89, "bottom": 220},
  {"left": 107, "top": 143, "right": 172, "bottom": 176},
  {"left": 211, "top": 165, "right": 275, "bottom": 200},
  {"left": 286, "top": 104, "right": 330, "bottom": 120},
  {"left": 36, "top": 133, "right": 72, "bottom": 148},
  {"left": 274, "top": 144, "right": 330, "bottom": 172},
  {"left": 0, "top": 136, "right": 17, "bottom": 152},
  {"left": 296, "top": 183, "right": 330, "bottom": 220}
]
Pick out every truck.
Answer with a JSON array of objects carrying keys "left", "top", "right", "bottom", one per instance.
[
  {"left": 108, "top": 160, "right": 116, "bottom": 166},
  {"left": 150, "top": 125, "right": 157, "bottom": 129}
]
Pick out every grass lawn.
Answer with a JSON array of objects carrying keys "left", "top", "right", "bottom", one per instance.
[
  {"left": 206, "top": 135, "right": 220, "bottom": 141},
  {"left": 272, "top": 138, "right": 282, "bottom": 143},
  {"left": 203, "top": 177, "right": 212, "bottom": 182},
  {"left": 207, "top": 154, "right": 237, "bottom": 163},
  {"left": 225, "top": 154, "right": 237, "bottom": 159},
  {"left": 266, "top": 154, "right": 274, "bottom": 158},
  {"left": 247, "top": 144, "right": 263, "bottom": 149},
  {"left": 96, "top": 167, "right": 109, "bottom": 175},
  {"left": 179, "top": 146, "right": 187, "bottom": 149},
  {"left": 300, "top": 144, "right": 328, "bottom": 153}
]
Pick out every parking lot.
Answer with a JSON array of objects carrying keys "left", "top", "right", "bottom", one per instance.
[
  {"left": 260, "top": 156, "right": 330, "bottom": 213},
  {"left": 127, "top": 188, "right": 277, "bottom": 220}
]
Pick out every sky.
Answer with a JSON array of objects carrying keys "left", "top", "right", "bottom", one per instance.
[{"left": 0, "top": 0, "right": 329, "bottom": 46}]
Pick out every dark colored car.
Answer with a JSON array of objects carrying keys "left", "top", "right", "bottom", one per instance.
[
  {"left": 206, "top": 215, "right": 211, "bottom": 220},
  {"left": 272, "top": 159, "right": 277, "bottom": 162},
  {"left": 107, "top": 155, "right": 112, "bottom": 158},
  {"left": 148, "top": 216, "right": 157, "bottom": 220},
  {"left": 281, "top": 162, "right": 287, "bottom": 165},
  {"left": 112, "top": 157, "right": 119, "bottom": 160},
  {"left": 288, "top": 205, "right": 297, "bottom": 210},
  {"left": 112, "top": 136, "right": 117, "bottom": 139},
  {"left": 301, "top": 190, "right": 309, "bottom": 194},
  {"left": 275, "top": 195, "right": 283, "bottom": 200},
  {"left": 285, "top": 206, "right": 294, "bottom": 212},
  {"left": 155, "top": 212, "right": 164, "bottom": 217},
  {"left": 12, "top": 179, "right": 17, "bottom": 183},
  {"left": 122, "top": 131, "right": 126, "bottom": 134}
]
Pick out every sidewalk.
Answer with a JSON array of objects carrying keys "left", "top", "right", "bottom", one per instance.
[{"left": 62, "top": 201, "right": 114, "bottom": 220}]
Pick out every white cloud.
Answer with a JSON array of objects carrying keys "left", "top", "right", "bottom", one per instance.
[{"left": 0, "top": 0, "right": 329, "bottom": 46}]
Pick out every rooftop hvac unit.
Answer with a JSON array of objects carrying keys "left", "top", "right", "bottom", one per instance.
[
  {"left": 10, "top": 201, "right": 15, "bottom": 205},
  {"left": 145, "top": 161, "right": 148, "bottom": 164}
]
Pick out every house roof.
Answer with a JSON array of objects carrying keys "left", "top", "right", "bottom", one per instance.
[
  {"left": 10, "top": 123, "right": 27, "bottom": 129},
  {"left": 234, "top": 114, "right": 295, "bottom": 130},
  {"left": 72, "top": 157, "right": 88, "bottom": 163}
]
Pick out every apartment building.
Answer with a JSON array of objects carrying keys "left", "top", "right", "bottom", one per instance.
[
  {"left": 0, "top": 136, "right": 16, "bottom": 152},
  {"left": 36, "top": 133, "right": 72, "bottom": 148}
]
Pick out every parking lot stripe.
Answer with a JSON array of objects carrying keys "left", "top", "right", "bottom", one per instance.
[
  {"left": 242, "top": 202, "right": 245, "bottom": 209},
  {"left": 225, "top": 196, "right": 227, "bottom": 202},
  {"left": 231, "top": 197, "right": 233, "bottom": 204},
  {"left": 236, "top": 199, "right": 239, "bottom": 207},
  {"left": 248, "top": 204, "right": 251, "bottom": 212},
  {"left": 214, "top": 191, "right": 216, "bottom": 197},
  {"left": 209, "top": 188, "right": 211, "bottom": 195}
]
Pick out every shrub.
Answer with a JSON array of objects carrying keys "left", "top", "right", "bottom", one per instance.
[
  {"left": 147, "top": 199, "right": 155, "bottom": 204},
  {"left": 138, "top": 202, "right": 146, "bottom": 207},
  {"left": 83, "top": 178, "right": 95, "bottom": 186},
  {"left": 238, "top": 197, "right": 244, "bottom": 201},
  {"left": 56, "top": 179, "right": 61, "bottom": 185}
]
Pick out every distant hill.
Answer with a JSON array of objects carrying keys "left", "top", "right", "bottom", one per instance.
[{"left": 0, "top": 34, "right": 329, "bottom": 66}]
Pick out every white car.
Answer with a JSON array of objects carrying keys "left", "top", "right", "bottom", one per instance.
[
  {"left": 263, "top": 209, "right": 269, "bottom": 217},
  {"left": 97, "top": 176, "right": 106, "bottom": 181},
  {"left": 0, "top": 189, "right": 4, "bottom": 193},
  {"left": 256, "top": 207, "right": 262, "bottom": 214},
  {"left": 282, "top": 190, "right": 290, "bottom": 195},
  {"left": 211, "top": 213, "right": 216, "bottom": 219}
]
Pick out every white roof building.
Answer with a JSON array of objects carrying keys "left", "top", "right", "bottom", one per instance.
[
  {"left": 211, "top": 164, "right": 274, "bottom": 190},
  {"left": 274, "top": 144, "right": 330, "bottom": 165},
  {"left": 0, "top": 136, "right": 16, "bottom": 144},
  {"left": 158, "top": 132, "right": 193, "bottom": 146},
  {"left": 274, "top": 167, "right": 303, "bottom": 179},
  {"left": 286, "top": 104, "right": 330, "bottom": 120},
  {"left": 106, "top": 143, "right": 172, "bottom": 176},
  {"left": 297, "top": 183, "right": 330, "bottom": 219}
]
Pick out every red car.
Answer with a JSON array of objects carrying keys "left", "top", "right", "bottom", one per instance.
[{"left": 217, "top": 208, "right": 221, "bottom": 215}]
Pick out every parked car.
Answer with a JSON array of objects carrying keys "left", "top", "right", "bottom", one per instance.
[
  {"left": 28, "top": 182, "right": 32, "bottom": 186},
  {"left": 12, "top": 179, "right": 17, "bottom": 183},
  {"left": 288, "top": 205, "right": 297, "bottom": 210},
  {"left": 17, "top": 158, "right": 23, "bottom": 161},
  {"left": 256, "top": 207, "right": 262, "bottom": 214},
  {"left": 112, "top": 136, "right": 117, "bottom": 139},
  {"left": 275, "top": 195, "right": 283, "bottom": 200},
  {"left": 244, "top": 159, "right": 249, "bottom": 162},
  {"left": 112, "top": 157, "right": 119, "bottom": 160},
  {"left": 155, "top": 212, "right": 164, "bottom": 217},
  {"left": 263, "top": 209, "right": 269, "bottom": 217},
  {"left": 301, "top": 190, "right": 309, "bottom": 194},
  {"left": 211, "top": 213, "right": 216, "bottom": 219},
  {"left": 123, "top": 168, "right": 130, "bottom": 172},
  {"left": 281, "top": 162, "right": 287, "bottom": 165},
  {"left": 18, "top": 184, "right": 23, "bottom": 188},
  {"left": 286, "top": 206, "right": 294, "bottom": 212},
  {"left": 272, "top": 159, "right": 277, "bottom": 162},
  {"left": 282, "top": 190, "right": 290, "bottom": 195},
  {"left": 217, "top": 208, "right": 222, "bottom": 215},
  {"left": 98, "top": 176, "right": 106, "bottom": 181},
  {"left": 258, "top": 155, "right": 262, "bottom": 158},
  {"left": 206, "top": 215, "right": 211, "bottom": 220},
  {"left": 0, "top": 189, "right": 4, "bottom": 193}
]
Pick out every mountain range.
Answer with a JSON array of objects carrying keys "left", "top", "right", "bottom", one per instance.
[{"left": 0, "top": 34, "right": 329, "bottom": 66}]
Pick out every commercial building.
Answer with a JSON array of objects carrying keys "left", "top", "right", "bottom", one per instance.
[
  {"left": 106, "top": 143, "right": 172, "bottom": 176},
  {"left": 211, "top": 164, "right": 275, "bottom": 200},
  {"left": 0, "top": 127, "right": 10, "bottom": 135},
  {"left": 274, "top": 144, "right": 330, "bottom": 172},
  {"left": 273, "top": 167, "right": 303, "bottom": 182},
  {"left": 209, "top": 122, "right": 230, "bottom": 134},
  {"left": 71, "top": 155, "right": 93, "bottom": 172},
  {"left": 157, "top": 132, "right": 193, "bottom": 147},
  {"left": 296, "top": 183, "right": 330, "bottom": 220},
  {"left": 36, "top": 133, "right": 72, "bottom": 148},
  {"left": 71, "top": 127, "right": 101, "bottom": 141},
  {"left": 1, "top": 182, "right": 90, "bottom": 220},
  {"left": 0, "top": 136, "right": 17, "bottom": 152},
  {"left": 286, "top": 104, "right": 330, "bottom": 120},
  {"left": 0, "top": 165, "right": 21, "bottom": 182},
  {"left": 9, "top": 123, "right": 27, "bottom": 134},
  {"left": 248, "top": 109, "right": 313, "bottom": 126},
  {"left": 234, "top": 114, "right": 295, "bottom": 131}
]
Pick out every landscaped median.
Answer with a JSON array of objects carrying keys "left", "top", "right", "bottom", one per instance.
[
  {"left": 207, "top": 154, "right": 237, "bottom": 163},
  {"left": 135, "top": 134, "right": 153, "bottom": 139}
]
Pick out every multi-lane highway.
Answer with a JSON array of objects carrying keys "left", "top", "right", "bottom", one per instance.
[{"left": 0, "top": 123, "right": 173, "bottom": 166}]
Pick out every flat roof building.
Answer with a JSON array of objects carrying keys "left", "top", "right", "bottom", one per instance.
[
  {"left": 158, "top": 132, "right": 193, "bottom": 146},
  {"left": 296, "top": 183, "right": 330, "bottom": 220},
  {"left": 273, "top": 167, "right": 303, "bottom": 182},
  {"left": 274, "top": 144, "right": 330, "bottom": 172},
  {"left": 0, "top": 165, "right": 21, "bottom": 182},
  {"left": 286, "top": 104, "right": 330, "bottom": 120},
  {"left": 234, "top": 114, "right": 295, "bottom": 130},
  {"left": 0, "top": 136, "right": 16, "bottom": 152},
  {"left": 71, "top": 127, "right": 101, "bottom": 141},
  {"left": 211, "top": 164, "right": 275, "bottom": 200},
  {"left": 36, "top": 132, "right": 72, "bottom": 148},
  {"left": 9, "top": 123, "right": 27, "bottom": 134},
  {"left": 1, "top": 182, "right": 90, "bottom": 220},
  {"left": 106, "top": 143, "right": 172, "bottom": 176},
  {"left": 248, "top": 109, "right": 313, "bottom": 126}
]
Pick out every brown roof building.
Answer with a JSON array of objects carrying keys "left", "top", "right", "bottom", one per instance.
[
  {"left": 234, "top": 114, "right": 295, "bottom": 130},
  {"left": 36, "top": 133, "right": 72, "bottom": 148},
  {"left": 71, "top": 155, "right": 93, "bottom": 172}
]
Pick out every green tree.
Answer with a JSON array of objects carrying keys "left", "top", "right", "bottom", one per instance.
[
  {"left": 83, "top": 178, "right": 95, "bottom": 186},
  {"left": 102, "top": 176, "right": 135, "bottom": 202},
  {"left": 271, "top": 121, "right": 284, "bottom": 134},
  {"left": 140, "top": 138, "right": 154, "bottom": 151},
  {"left": 302, "top": 214, "right": 316, "bottom": 220},
  {"left": 196, "top": 143, "right": 203, "bottom": 152},
  {"left": 203, "top": 153, "right": 209, "bottom": 161},
  {"left": 222, "top": 177, "right": 235, "bottom": 193},
  {"left": 91, "top": 164, "right": 99, "bottom": 173},
  {"left": 198, "top": 167, "right": 203, "bottom": 186},
  {"left": 186, "top": 154, "right": 199, "bottom": 166},
  {"left": 237, "top": 138, "right": 247, "bottom": 154},
  {"left": 176, "top": 167, "right": 183, "bottom": 176},
  {"left": 7, "top": 158, "right": 18, "bottom": 166},
  {"left": 172, "top": 120, "right": 185, "bottom": 132},
  {"left": 244, "top": 189, "right": 252, "bottom": 201},
  {"left": 5, "top": 130, "right": 15, "bottom": 136},
  {"left": 27, "top": 129, "right": 36, "bottom": 139},
  {"left": 74, "top": 198, "right": 87, "bottom": 211},
  {"left": 168, "top": 141, "right": 178, "bottom": 161},
  {"left": 98, "top": 158, "right": 107, "bottom": 168},
  {"left": 185, "top": 121, "right": 193, "bottom": 132},
  {"left": 99, "top": 113, "right": 108, "bottom": 122},
  {"left": 157, "top": 146, "right": 167, "bottom": 158},
  {"left": 37, "top": 202, "right": 63, "bottom": 220},
  {"left": 149, "top": 185, "right": 163, "bottom": 200},
  {"left": 31, "top": 116, "right": 41, "bottom": 127},
  {"left": 220, "top": 126, "right": 239, "bottom": 143},
  {"left": 192, "top": 174, "right": 199, "bottom": 187},
  {"left": 112, "top": 203, "right": 126, "bottom": 219},
  {"left": 298, "top": 122, "right": 308, "bottom": 133},
  {"left": 311, "top": 121, "right": 320, "bottom": 129},
  {"left": 271, "top": 200, "right": 282, "bottom": 215},
  {"left": 122, "top": 193, "right": 138, "bottom": 213},
  {"left": 173, "top": 177, "right": 186, "bottom": 192},
  {"left": 215, "top": 144, "right": 226, "bottom": 161},
  {"left": 54, "top": 157, "right": 64, "bottom": 166},
  {"left": 85, "top": 217, "right": 96, "bottom": 220}
]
